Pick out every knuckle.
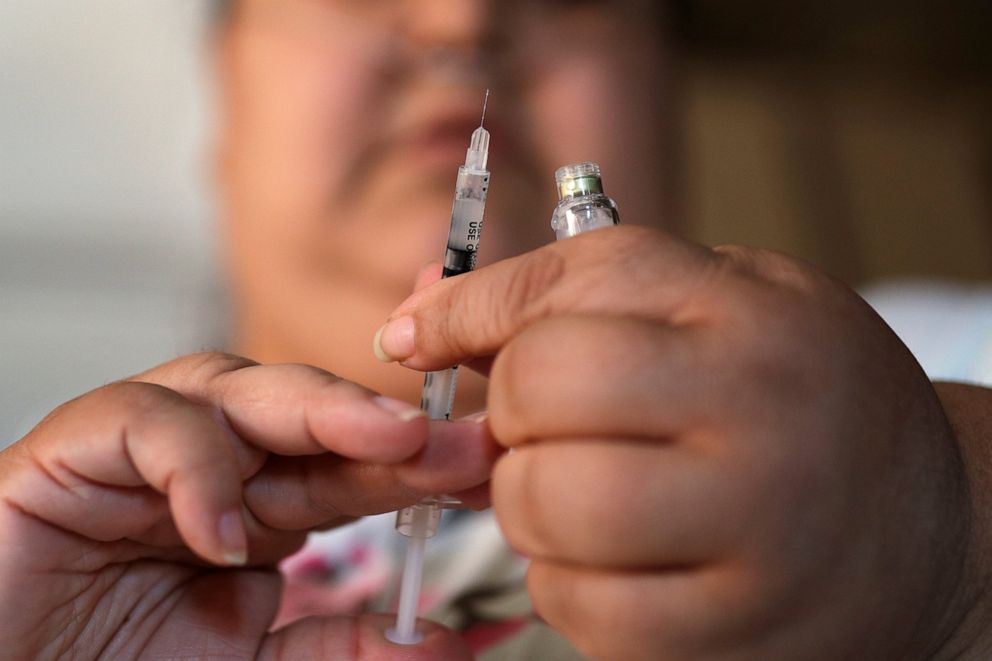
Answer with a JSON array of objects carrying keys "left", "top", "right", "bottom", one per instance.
[
  {"left": 566, "top": 226, "right": 715, "bottom": 319},
  {"left": 300, "top": 464, "right": 346, "bottom": 521},
  {"left": 490, "top": 317, "right": 605, "bottom": 444},
  {"left": 714, "top": 244, "right": 824, "bottom": 296},
  {"left": 488, "top": 338, "right": 531, "bottom": 431},
  {"left": 260, "top": 362, "right": 345, "bottom": 390},
  {"left": 526, "top": 564, "right": 577, "bottom": 633},
  {"left": 488, "top": 321, "right": 562, "bottom": 444},
  {"left": 490, "top": 454, "right": 523, "bottom": 538},
  {"left": 493, "top": 250, "right": 566, "bottom": 332},
  {"left": 132, "top": 351, "right": 258, "bottom": 392},
  {"left": 573, "top": 458, "right": 632, "bottom": 531},
  {"left": 602, "top": 223, "right": 660, "bottom": 254},
  {"left": 181, "top": 351, "right": 259, "bottom": 386},
  {"left": 580, "top": 588, "right": 657, "bottom": 659},
  {"left": 711, "top": 243, "right": 761, "bottom": 270},
  {"left": 592, "top": 225, "right": 686, "bottom": 275},
  {"left": 93, "top": 380, "right": 181, "bottom": 417},
  {"left": 93, "top": 382, "right": 207, "bottom": 447},
  {"left": 289, "top": 364, "right": 365, "bottom": 406},
  {"left": 529, "top": 565, "right": 649, "bottom": 660},
  {"left": 492, "top": 450, "right": 555, "bottom": 557},
  {"left": 429, "top": 279, "right": 483, "bottom": 359},
  {"left": 21, "top": 382, "right": 182, "bottom": 451}
]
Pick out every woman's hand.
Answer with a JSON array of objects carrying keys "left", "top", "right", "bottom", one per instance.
[
  {"left": 0, "top": 352, "right": 493, "bottom": 660},
  {"left": 374, "top": 225, "right": 980, "bottom": 660}
]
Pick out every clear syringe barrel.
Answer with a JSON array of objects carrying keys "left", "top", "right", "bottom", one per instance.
[
  {"left": 416, "top": 164, "right": 490, "bottom": 424},
  {"left": 397, "top": 142, "right": 490, "bottom": 542},
  {"left": 419, "top": 368, "right": 457, "bottom": 420},
  {"left": 441, "top": 166, "right": 489, "bottom": 278}
]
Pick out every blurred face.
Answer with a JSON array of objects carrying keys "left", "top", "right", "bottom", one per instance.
[{"left": 217, "top": 0, "right": 671, "bottom": 403}]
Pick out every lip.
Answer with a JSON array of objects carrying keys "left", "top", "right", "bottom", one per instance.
[
  {"left": 391, "top": 105, "right": 511, "bottom": 170},
  {"left": 407, "top": 119, "right": 486, "bottom": 167}
]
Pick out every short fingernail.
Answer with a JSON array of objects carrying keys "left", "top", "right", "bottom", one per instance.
[
  {"left": 374, "top": 317, "right": 416, "bottom": 362},
  {"left": 372, "top": 325, "right": 391, "bottom": 362},
  {"left": 464, "top": 411, "right": 489, "bottom": 424},
  {"left": 218, "top": 510, "right": 248, "bottom": 566},
  {"left": 374, "top": 395, "right": 427, "bottom": 422}
]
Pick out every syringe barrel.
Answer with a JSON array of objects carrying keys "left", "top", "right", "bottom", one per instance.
[
  {"left": 420, "top": 367, "right": 458, "bottom": 420},
  {"left": 395, "top": 163, "right": 491, "bottom": 540},
  {"left": 442, "top": 166, "right": 490, "bottom": 278}
]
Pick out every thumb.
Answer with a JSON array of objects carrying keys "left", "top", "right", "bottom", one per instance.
[
  {"left": 373, "top": 226, "right": 713, "bottom": 371},
  {"left": 259, "top": 613, "right": 473, "bottom": 660}
]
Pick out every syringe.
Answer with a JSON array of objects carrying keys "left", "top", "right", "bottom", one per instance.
[{"left": 385, "top": 91, "right": 492, "bottom": 646}]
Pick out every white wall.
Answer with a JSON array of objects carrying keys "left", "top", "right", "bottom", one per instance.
[{"left": 0, "top": 2, "right": 218, "bottom": 444}]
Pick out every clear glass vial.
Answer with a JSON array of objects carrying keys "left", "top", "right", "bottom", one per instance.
[{"left": 551, "top": 162, "right": 620, "bottom": 239}]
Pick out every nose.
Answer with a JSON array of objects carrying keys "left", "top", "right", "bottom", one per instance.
[{"left": 402, "top": 0, "right": 498, "bottom": 53}]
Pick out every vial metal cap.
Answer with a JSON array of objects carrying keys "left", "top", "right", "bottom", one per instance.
[{"left": 555, "top": 162, "right": 604, "bottom": 201}]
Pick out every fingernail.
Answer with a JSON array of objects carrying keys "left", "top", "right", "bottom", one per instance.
[
  {"left": 373, "top": 317, "right": 416, "bottom": 363},
  {"left": 372, "top": 325, "right": 391, "bottom": 362},
  {"left": 218, "top": 510, "right": 248, "bottom": 566},
  {"left": 464, "top": 411, "right": 489, "bottom": 424},
  {"left": 374, "top": 396, "right": 426, "bottom": 422}
]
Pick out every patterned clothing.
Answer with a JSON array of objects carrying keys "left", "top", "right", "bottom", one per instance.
[{"left": 278, "top": 510, "right": 584, "bottom": 659}]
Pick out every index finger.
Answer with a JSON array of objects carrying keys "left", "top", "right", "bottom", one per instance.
[
  {"left": 133, "top": 352, "right": 430, "bottom": 464},
  {"left": 373, "top": 226, "right": 715, "bottom": 370}
]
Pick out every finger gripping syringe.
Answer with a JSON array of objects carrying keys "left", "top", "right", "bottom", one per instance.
[
  {"left": 418, "top": 96, "right": 490, "bottom": 420},
  {"left": 386, "top": 91, "right": 491, "bottom": 646}
]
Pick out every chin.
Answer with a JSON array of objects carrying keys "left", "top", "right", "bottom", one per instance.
[
  {"left": 365, "top": 202, "right": 454, "bottom": 269},
  {"left": 330, "top": 178, "right": 539, "bottom": 296}
]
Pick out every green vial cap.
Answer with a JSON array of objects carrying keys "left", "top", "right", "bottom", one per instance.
[{"left": 555, "top": 162, "right": 604, "bottom": 201}]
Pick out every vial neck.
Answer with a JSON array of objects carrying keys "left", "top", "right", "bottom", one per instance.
[{"left": 557, "top": 174, "right": 604, "bottom": 201}]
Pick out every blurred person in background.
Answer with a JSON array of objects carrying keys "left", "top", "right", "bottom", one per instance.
[{"left": 1, "top": 1, "right": 992, "bottom": 660}]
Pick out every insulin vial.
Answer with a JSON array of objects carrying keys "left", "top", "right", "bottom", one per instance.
[{"left": 551, "top": 162, "right": 620, "bottom": 240}]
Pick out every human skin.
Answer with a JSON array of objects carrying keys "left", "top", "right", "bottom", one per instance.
[
  {"left": 216, "top": 0, "right": 671, "bottom": 412},
  {"left": 4, "top": 0, "right": 992, "bottom": 659},
  {"left": 0, "top": 353, "right": 495, "bottom": 659},
  {"left": 376, "top": 227, "right": 992, "bottom": 660},
  {"left": 0, "top": 1, "right": 674, "bottom": 657}
]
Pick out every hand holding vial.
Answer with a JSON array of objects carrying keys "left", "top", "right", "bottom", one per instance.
[{"left": 374, "top": 214, "right": 983, "bottom": 660}]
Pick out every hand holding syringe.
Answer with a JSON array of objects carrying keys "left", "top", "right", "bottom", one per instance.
[
  {"left": 370, "top": 129, "right": 984, "bottom": 659},
  {"left": 380, "top": 82, "right": 620, "bottom": 644},
  {"left": 384, "top": 90, "right": 492, "bottom": 645}
]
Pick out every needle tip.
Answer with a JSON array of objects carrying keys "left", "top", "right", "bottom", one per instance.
[{"left": 480, "top": 89, "right": 491, "bottom": 128}]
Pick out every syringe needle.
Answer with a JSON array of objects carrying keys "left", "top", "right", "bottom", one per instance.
[{"left": 480, "top": 88, "right": 490, "bottom": 128}]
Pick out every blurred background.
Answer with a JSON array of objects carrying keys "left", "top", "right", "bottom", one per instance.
[
  {"left": 1, "top": 2, "right": 217, "bottom": 444},
  {"left": 1, "top": 1, "right": 990, "bottom": 446},
  {"left": 676, "top": 0, "right": 992, "bottom": 284}
]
